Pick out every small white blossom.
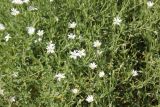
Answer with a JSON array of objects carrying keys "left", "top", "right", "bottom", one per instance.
[
  {"left": 96, "top": 50, "right": 103, "bottom": 55},
  {"left": 46, "top": 41, "right": 55, "bottom": 54},
  {"left": 89, "top": 62, "right": 97, "bottom": 70},
  {"left": 0, "top": 23, "right": 5, "bottom": 31},
  {"left": 50, "top": 0, "right": 54, "bottom": 2},
  {"left": 12, "top": 0, "right": 23, "bottom": 4},
  {"left": 55, "top": 16, "right": 59, "bottom": 22},
  {"left": 70, "top": 50, "right": 79, "bottom": 59},
  {"left": 0, "top": 88, "right": 4, "bottom": 96},
  {"left": 86, "top": 95, "right": 94, "bottom": 103},
  {"left": 34, "top": 37, "right": 42, "bottom": 43},
  {"left": 147, "top": 1, "right": 154, "bottom": 8},
  {"left": 93, "top": 40, "right": 101, "bottom": 48},
  {"left": 55, "top": 73, "right": 65, "bottom": 81},
  {"left": 79, "top": 35, "right": 83, "bottom": 40},
  {"left": 71, "top": 88, "right": 79, "bottom": 94},
  {"left": 68, "top": 22, "right": 77, "bottom": 29},
  {"left": 11, "top": 8, "right": 20, "bottom": 16},
  {"left": 132, "top": 70, "right": 138, "bottom": 77},
  {"left": 10, "top": 96, "right": 16, "bottom": 103},
  {"left": 28, "top": 6, "right": 38, "bottom": 11},
  {"left": 37, "top": 30, "right": 44, "bottom": 36},
  {"left": 154, "top": 31, "right": 158, "bottom": 35},
  {"left": 113, "top": 16, "right": 122, "bottom": 25},
  {"left": 34, "top": 40, "right": 38, "bottom": 43},
  {"left": 38, "top": 38, "right": 42, "bottom": 42},
  {"left": 99, "top": 71, "right": 105, "bottom": 78},
  {"left": 12, "top": 72, "right": 18, "bottom": 78},
  {"left": 68, "top": 33, "right": 76, "bottom": 40},
  {"left": 26, "top": 26, "right": 35, "bottom": 35},
  {"left": 70, "top": 49, "right": 86, "bottom": 59},
  {"left": 77, "top": 49, "right": 86, "bottom": 58},
  {"left": 5, "top": 34, "right": 11, "bottom": 42}
]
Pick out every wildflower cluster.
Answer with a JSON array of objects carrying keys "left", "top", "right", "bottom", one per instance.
[{"left": 0, "top": 0, "right": 159, "bottom": 107}]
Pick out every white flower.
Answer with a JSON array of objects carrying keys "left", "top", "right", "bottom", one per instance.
[
  {"left": 77, "top": 49, "right": 86, "bottom": 58},
  {"left": 10, "top": 96, "right": 16, "bottom": 102},
  {"left": 46, "top": 41, "right": 55, "bottom": 54},
  {"left": 26, "top": 26, "right": 35, "bottom": 35},
  {"left": 70, "top": 49, "right": 86, "bottom": 59},
  {"left": 50, "top": 0, "right": 54, "bottom": 2},
  {"left": 12, "top": 0, "right": 23, "bottom": 4},
  {"left": 70, "top": 50, "right": 79, "bottom": 59},
  {"left": 11, "top": 8, "right": 20, "bottom": 16},
  {"left": 55, "top": 73, "right": 65, "bottom": 81},
  {"left": 34, "top": 40, "right": 38, "bottom": 43},
  {"left": 28, "top": 6, "right": 38, "bottom": 11},
  {"left": 147, "top": 1, "right": 154, "bottom": 8},
  {"left": 79, "top": 35, "right": 83, "bottom": 40},
  {"left": 68, "top": 22, "right": 77, "bottom": 29},
  {"left": 132, "top": 70, "right": 138, "bottom": 76},
  {"left": 37, "top": 30, "right": 44, "bottom": 36},
  {"left": 55, "top": 16, "right": 59, "bottom": 22},
  {"left": 68, "top": 33, "right": 76, "bottom": 40},
  {"left": 93, "top": 40, "right": 101, "bottom": 48},
  {"left": 34, "top": 37, "right": 42, "bottom": 43},
  {"left": 96, "top": 50, "right": 103, "bottom": 55},
  {"left": 89, "top": 62, "right": 97, "bottom": 70},
  {"left": 38, "top": 38, "right": 42, "bottom": 42},
  {"left": 0, "top": 88, "right": 4, "bottom": 96},
  {"left": 71, "top": 88, "right": 79, "bottom": 94},
  {"left": 4, "top": 34, "right": 11, "bottom": 42},
  {"left": 23, "top": 0, "right": 30, "bottom": 3},
  {"left": 86, "top": 95, "right": 94, "bottom": 103},
  {"left": 0, "top": 23, "right": 5, "bottom": 31},
  {"left": 99, "top": 71, "right": 105, "bottom": 78},
  {"left": 12, "top": 72, "right": 18, "bottom": 78},
  {"left": 113, "top": 16, "right": 122, "bottom": 25},
  {"left": 154, "top": 31, "right": 158, "bottom": 35}
]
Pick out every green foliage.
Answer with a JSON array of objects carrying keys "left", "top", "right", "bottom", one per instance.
[{"left": 0, "top": 0, "right": 160, "bottom": 107}]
